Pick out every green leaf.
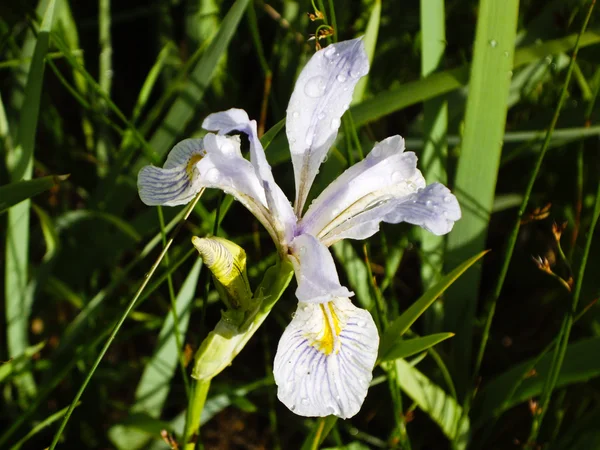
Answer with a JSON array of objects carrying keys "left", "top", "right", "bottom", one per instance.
[
  {"left": 443, "top": 0, "right": 520, "bottom": 392},
  {"left": 379, "top": 332, "right": 454, "bottom": 362},
  {"left": 0, "top": 175, "right": 68, "bottom": 213},
  {"left": 379, "top": 250, "right": 488, "bottom": 359},
  {"left": 5, "top": 0, "right": 57, "bottom": 401},
  {"left": 352, "top": 0, "right": 380, "bottom": 104},
  {"left": 300, "top": 416, "right": 339, "bottom": 450},
  {"left": 0, "top": 341, "right": 45, "bottom": 384},
  {"left": 395, "top": 359, "right": 469, "bottom": 447}
]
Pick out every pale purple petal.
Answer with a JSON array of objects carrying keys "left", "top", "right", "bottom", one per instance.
[
  {"left": 288, "top": 233, "right": 353, "bottom": 303},
  {"left": 299, "top": 135, "right": 420, "bottom": 238},
  {"left": 137, "top": 139, "right": 205, "bottom": 206},
  {"left": 287, "top": 38, "right": 369, "bottom": 215},
  {"left": 203, "top": 108, "right": 296, "bottom": 244},
  {"left": 273, "top": 297, "right": 379, "bottom": 418}
]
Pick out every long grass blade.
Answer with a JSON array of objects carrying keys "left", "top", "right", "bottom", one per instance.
[{"left": 443, "top": 0, "right": 520, "bottom": 396}]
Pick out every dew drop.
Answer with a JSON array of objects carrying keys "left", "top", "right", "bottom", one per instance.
[
  {"left": 292, "top": 111, "right": 299, "bottom": 118},
  {"left": 443, "top": 211, "right": 449, "bottom": 218},
  {"left": 443, "top": 195, "right": 452, "bottom": 203},
  {"left": 337, "top": 73, "right": 347, "bottom": 83},
  {"left": 391, "top": 171, "right": 404, "bottom": 184},
  {"left": 302, "top": 305, "right": 309, "bottom": 312},
  {"left": 371, "top": 146, "right": 381, "bottom": 157},
  {"left": 299, "top": 246, "right": 307, "bottom": 255},
  {"left": 426, "top": 200, "right": 432, "bottom": 207},
  {"left": 301, "top": 398, "right": 309, "bottom": 405},
  {"left": 317, "top": 112, "right": 326, "bottom": 120},
  {"left": 304, "top": 76, "right": 327, "bottom": 98},
  {"left": 489, "top": 39, "right": 498, "bottom": 48},
  {"left": 343, "top": 103, "right": 350, "bottom": 111},
  {"left": 205, "top": 168, "right": 220, "bottom": 182},
  {"left": 289, "top": 137, "right": 296, "bottom": 144},
  {"left": 322, "top": 154, "right": 329, "bottom": 163},
  {"left": 350, "top": 68, "right": 362, "bottom": 78},
  {"left": 503, "top": 51, "right": 509, "bottom": 57},
  {"left": 330, "top": 118, "right": 341, "bottom": 130},
  {"left": 324, "top": 46, "right": 337, "bottom": 60}
]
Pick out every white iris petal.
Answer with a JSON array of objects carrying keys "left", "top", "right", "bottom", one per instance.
[{"left": 274, "top": 297, "right": 378, "bottom": 419}]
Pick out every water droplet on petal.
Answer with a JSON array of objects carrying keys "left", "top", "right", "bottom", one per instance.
[
  {"left": 391, "top": 171, "right": 404, "bottom": 183},
  {"left": 289, "top": 137, "right": 296, "bottom": 144},
  {"left": 443, "top": 211, "right": 449, "bottom": 218},
  {"left": 324, "top": 46, "right": 337, "bottom": 60},
  {"left": 205, "top": 167, "right": 220, "bottom": 182},
  {"left": 350, "top": 68, "right": 362, "bottom": 78},
  {"left": 302, "top": 305, "right": 309, "bottom": 312},
  {"left": 292, "top": 111, "right": 299, "bottom": 118},
  {"left": 322, "top": 154, "right": 329, "bottom": 163},
  {"left": 343, "top": 103, "right": 350, "bottom": 111},
  {"left": 443, "top": 195, "right": 452, "bottom": 203},
  {"left": 337, "top": 73, "right": 347, "bottom": 83},
  {"left": 299, "top": 246, "right": 306, "bottom": 255},
  {"left": 301, "top": 398, "right": 309, "bottom": 405},
  {"left": 330, "top": 118, "right": 341, "bottom": 130},
  {"left": 304, "top": 76, "right": 327, "bottom": 98},
  {"left": 317, "top": 112, "right": 326, "bottom": 120},
  {"left": 426, "top": 200, "right": 432, "bottom": 207},
  {"left": 489, "top": 39, "right": 498, "bottom": 48}
]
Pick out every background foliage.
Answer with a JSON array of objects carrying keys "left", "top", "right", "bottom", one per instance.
[{"left": 1, "top": 0, "right": 600, "bottom": 449}]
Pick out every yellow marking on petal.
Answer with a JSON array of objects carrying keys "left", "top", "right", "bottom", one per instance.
[
  {"left": 311, "top": 302, "right": 342, "bottom": 355},
  {"left": 186, "top": 154, "right": 204, "bottom": 178}
]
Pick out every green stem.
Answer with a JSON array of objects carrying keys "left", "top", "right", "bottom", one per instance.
[{"left": 183, "top": 379, "right": 211, "bottom": 449}]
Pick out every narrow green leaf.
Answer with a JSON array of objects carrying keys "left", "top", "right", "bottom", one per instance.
[
  {"left": 352, "top": 0, "right": 380, "bottom": 104},
  {"left": 0, "top": 175, "right": 68, "bottom": 213},
  {"left": 443, "top": 0, "right": 519, "bottom": 393},
  {"left": 143, "top": 0, "right": 250, "bottom": 165},
  {"left": 395, "top": 359, "right": 469, "bottom": 447},
  {"left": 300, "top": 416, "right": 338, "bottom": 450},
  {"left": 378, "top": 250, "right": 487, "bottom": 359},
  {"left": 379, "top": 332, "right": 454, "bottom": 363},
  {"left": 0, "top": 341, "right": 45, "bottom": 384},
  {"left": 5, "top": 0, "right": 57, "bottom": 401}
]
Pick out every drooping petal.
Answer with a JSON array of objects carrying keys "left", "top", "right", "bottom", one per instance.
[
  {"left": 297, "top": 136, "right": 461, "bottom": 246},
  {"left": 288, "top": 233, "right": 353, "bottom": 303},
  {"left": 138, "top": 134, "right": 285, "bottom": 245},
  {"left": 138, "top": 138, "right": 206, "bottom": 206},
  {"left": 203, "top": 108, "right": 296, "bottom": 244},
  {"left": 286, "top": 38, "right": 369, "bottom": 215},
  {"left": 319, "top": 183, "right": 461, "bottom": 247},
  {"left": 273, "top": 297, "right": 379, "bottom": 419}
]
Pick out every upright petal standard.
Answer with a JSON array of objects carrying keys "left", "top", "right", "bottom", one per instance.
[{"left": 137, "top": 37, "right": 461, "bottom": 420}]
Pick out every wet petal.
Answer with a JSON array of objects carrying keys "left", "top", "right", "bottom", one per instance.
[
  {"left": 299, "top": 136, "right": 420, "bottom": 237},
  {"left": 273, "top": 297, "right": 379, "bottom": 419},
  {"left": 203, "top": 108, "right": 296, "bottom": 244},
  {"left": 137, "top": 138, "right": 205, "bottom": 206},
  {"left": 287, "top": 38, "right": 369, "bottom": 215},
  {"left": 288, "top": 233, "right": 353, "bottom": 303}
]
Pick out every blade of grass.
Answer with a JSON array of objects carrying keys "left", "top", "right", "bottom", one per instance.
[
  {"left": 378, "top": 250, "right": 488, "bottom": 359},
  {"left": 379, "top": 332, "right": 455, "bottom": 362},
  {"left": 95, "top": 0, "right": 113, "bottom": 177},
  {"left": 443, "top": 0, "right": 520, "bottom": 397},
  {"left": 4, "top": 0, "right": 56, "bottom": 403},
  {"left": 420, "top": 0, "right": 448, "bottom": 334},
  {"left": 352, "top": 0, "right": 380, "bottom": 104},
  {"left": 0, "top": 174, "right": 68, "bottom": 212},
  {"left": 142, "top": 0, "right": 250, "bottom": 166}
]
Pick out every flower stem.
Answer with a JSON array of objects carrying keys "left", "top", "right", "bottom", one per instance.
[{"left": 183, "top": 379, "right": 211, "bottom": 449}]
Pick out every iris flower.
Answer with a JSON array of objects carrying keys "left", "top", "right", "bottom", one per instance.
[{"left": 138, "top": 38, "right": 460, "bottom": 419}]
